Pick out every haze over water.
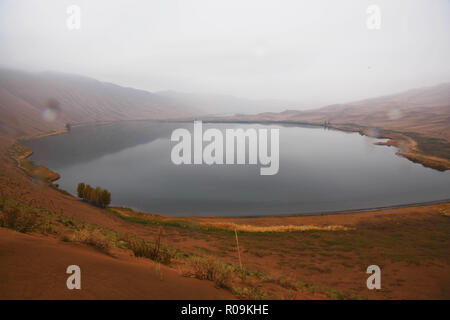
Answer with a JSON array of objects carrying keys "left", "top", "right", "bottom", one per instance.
[{"left": 25, "top": 121, "right": 450, "bottom": 217}]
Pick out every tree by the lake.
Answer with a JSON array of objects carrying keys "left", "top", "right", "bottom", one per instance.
[
  {"left": 77, "top": 182, "right": 112, "bottom": 208},
  {"left": 94, "top": 187, "right": 102, "bottom": 204},
  {"left": 83, "top": 184, "right": 93, "bottom": 201},
  {"left": 100, "top": 189, "right": 111, "bottom": 207},
  {"left": 77, "top": 182, "right": 85, "bottom": 198}
]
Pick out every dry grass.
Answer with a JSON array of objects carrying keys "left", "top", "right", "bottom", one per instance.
[
  {"left": 72, "top": 229, "right": 111, "bottom": 254},
  {"left": 126, "top": 236, "right": 174, "bottom": 265},
  {"left": 182, "top": 256, "right": 232, "bottom": 289},
  {"left": 202, "top": 222, "right": 352, "bottom": 233},
  {"left": 440, "top": 208, "right": 450, "bottom": 217},
  {"left": 0, "top": 206, "right": 38, "bottom": 233}
]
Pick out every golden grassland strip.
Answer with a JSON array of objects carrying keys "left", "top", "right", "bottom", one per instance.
[
  {"left": 201, "top": 222, "right": 352, "bottom": 233},
  {"left": 440, "top": 208, "right": 450, "bottom": 217},
  {"left": 110, "top": 207, "right": 353, "bottom": 233}
]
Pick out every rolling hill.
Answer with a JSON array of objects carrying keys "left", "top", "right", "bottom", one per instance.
[
  {"left": 217, "top": 83, "right": 450, "bottom": 142},
  {"left": 0, "top": 68, "right": 203, "bottom": 137}
]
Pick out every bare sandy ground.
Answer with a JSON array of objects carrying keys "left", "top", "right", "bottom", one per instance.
[{"left": 0, "top": 228, "right": 234, "bottom": 300}]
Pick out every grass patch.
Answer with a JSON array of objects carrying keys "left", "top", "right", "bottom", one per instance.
[
  {"left": 182, "top": 256, "right": 233, "bottom": 289},
  {"left": 108, "top": 207, "right": 196, "bottom": 229},
  {"left": 0, "top": 197, "right": 180, "bottom": 264},
  {"left": 202, "top": 222, "right": 352, "bottom": 233},
  {"left": 0, "top": 206, "right": 38, "bottom": 233},
  {"left": 439, "top": 208, "right": 450, "bottom": 217},
  {"left": 72, "top": 229, "right": 111, "bottom": 254},
  {"left": 126, "top": 236, "right": 174, "bottom": 265}
]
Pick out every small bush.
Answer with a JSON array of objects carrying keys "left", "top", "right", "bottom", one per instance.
[
  {"left": 74, "top": 229, "right": 111, "bottom": 254},
  {"left": 183, "top": 257, "right": 232, "bottom": 289},
  {"left": 116, "top": 240, "right": 127, "bottom": 249},
  {"left": 127, "top": 238, "right": 173, "bottom": 265},
  {"left": 3, "top": 207, "right": 37, "bottom": 233},
  {"left": 187, "top": 257, "right": 218, "bottom": 281},
  {"left": 215, "top": 264, "right": 233, "bottom": 289}
]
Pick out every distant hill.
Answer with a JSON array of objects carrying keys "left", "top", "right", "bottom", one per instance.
[
  {"left": 216, "top": 83, "right": 450, "bottom": 142},
  {"left": 155, "top": 90, "right": 297, "bottom": 116},
  {"left": 0, "top": 69, "right": 204, "bottom": 137},
  {"left": 1, "top": 68, "right": 448, "bottom": 142},
  {"left": 0, "top": 68, "right": 298, "bottom": 137}
]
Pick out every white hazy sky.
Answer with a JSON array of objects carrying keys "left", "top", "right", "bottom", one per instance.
[{"left": 0, "top": 0, "right": 449, "bottom": 108}]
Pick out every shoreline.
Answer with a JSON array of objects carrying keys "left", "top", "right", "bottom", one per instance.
[
  {"left": 109, "top": 199, "right": 450, "bottom": 224},
  {"left": 20, "top": 118, "right": 450, "bottom": 171},
  {"left": 9, "top": 143, "right": 60, "bottom": 183},
  {"left": 2, "top": 128, "right": 450, "bottom": 299},
  {"left": 109, "top": 200, "right": 450, "bottom": 234},
  {"left": 111, "top": 198, "right": 450, "bottom": 220},
  {"left": 13, "top": 119, "right": 450, "bottom": 220},
  {"left": 192, "top": 198, "right": 450, "bottom": 219},
  {"left": 200, "top": 119, "right": 450, "bottom": 171}
]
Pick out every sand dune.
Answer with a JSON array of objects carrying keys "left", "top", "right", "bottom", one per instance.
[
  {"left": 212, "top": 83, "right": 450, "bottom": 142},
  {"left": 0, "top": 228, "right": 233, "bottom": 300},
  {"left": 0, "top": 68, "right": 204, "bottom": 137}
]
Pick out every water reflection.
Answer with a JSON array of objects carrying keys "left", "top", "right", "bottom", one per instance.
[{"left": 24, "top": 121, "right": 450, "bottom": 217}]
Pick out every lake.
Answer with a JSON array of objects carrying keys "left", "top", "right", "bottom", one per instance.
[{"left": 24, "top": 121, "right": 450, "bottom": 217}]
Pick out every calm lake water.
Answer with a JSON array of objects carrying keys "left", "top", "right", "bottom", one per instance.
[{"left": 24, "top": 121, "right": 450, "bottom": 217}]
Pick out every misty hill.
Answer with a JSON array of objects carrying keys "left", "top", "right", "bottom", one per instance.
[
  {"left": 217, "top": 83, "right": 450, "bottom": 142},
  {"left": 0, "top": 68, "right": 297, "bottom": 137},
  {"left": 1, "top": 68, "right": 448, "bottom": 143},
  {"left": 0, "top": 69, "right": 204, "bottom": 137},
  {"left": 155, "top": 90, "right": 297, "bottom": 116}
]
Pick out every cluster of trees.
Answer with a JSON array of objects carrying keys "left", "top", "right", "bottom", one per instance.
[{"left": 77, "top": 183, "right": 111, "bottom": 208}]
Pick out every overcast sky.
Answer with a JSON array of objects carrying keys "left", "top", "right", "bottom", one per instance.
[{"left": 0, "top": 0, "right": 449, "bottom": 108}]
